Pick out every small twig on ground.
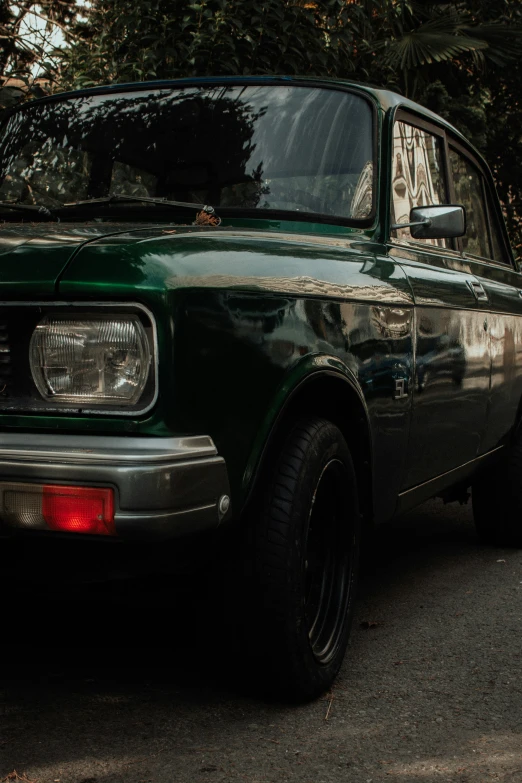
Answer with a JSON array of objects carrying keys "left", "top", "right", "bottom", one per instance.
[{"left": 324, "top": 691, "right": 334, "bottom": 721}]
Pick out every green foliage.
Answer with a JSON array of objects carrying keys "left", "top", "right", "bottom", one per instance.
[
  {"left": 62, "top": 0, "right": 355, "bottom": 87},
  {"left": 0, "top": 0, "right": 80, "bottom": 111}
]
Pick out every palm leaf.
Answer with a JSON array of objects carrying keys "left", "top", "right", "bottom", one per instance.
[
  {"left": 461, "top": 23, "right": 522, "bottom": 66},
  {"left": 382, "top": 15, "right": 489, "bottom": 71}
]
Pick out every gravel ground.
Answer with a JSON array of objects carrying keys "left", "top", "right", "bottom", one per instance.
[{"left": 1, "top": 497, "right": 521, "bottom": 783}]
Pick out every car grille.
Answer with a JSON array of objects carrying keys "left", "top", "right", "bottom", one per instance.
[
  {"left": 0, "top": 308, "right": 39, "bottom": 410},
  {"left": 0, "top": 321, "right": 11, "bottom": 399}
]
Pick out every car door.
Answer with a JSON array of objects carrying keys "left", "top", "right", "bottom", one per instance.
[
  {"left": 446, "top": 141, "right": 522, "bottom": 451},
  {"left": 388, "top": 114, "right": 490, "bottom": 491}
]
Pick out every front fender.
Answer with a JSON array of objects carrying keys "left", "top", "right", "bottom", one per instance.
[{"left": 241, "top": 353, "right": 368, "bottom": 500}]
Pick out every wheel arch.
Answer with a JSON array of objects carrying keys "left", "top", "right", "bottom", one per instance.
[{"left": 241, "top": 357, "right": 374, "bottom": 527}]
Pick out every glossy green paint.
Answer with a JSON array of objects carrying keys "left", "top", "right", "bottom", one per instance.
[
  {"left": 218, "top": 217, "right": 380, "bottom": 238},
  {"left": 0, "top": 224, "right": 102, "bottom": 295},
  {"left": 240, "top": 352, "right": 366, "bottom": 492},
  {"left": 48, "top": 226, "right": 413, "bottom": 516},
  {"left": 1, "top": 75, "right": 520, "bottom": 528}
]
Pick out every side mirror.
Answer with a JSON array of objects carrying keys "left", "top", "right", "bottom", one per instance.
[{"left": 392, "top": 205, "right": 466, "bottom": 240}]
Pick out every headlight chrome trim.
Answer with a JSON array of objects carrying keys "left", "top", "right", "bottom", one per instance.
[
  {"left": 0, "top": 301, "right": 159, "bottom": 417},
  {"left": 30, "top": 313, "right": 151, "bottom": 406}
]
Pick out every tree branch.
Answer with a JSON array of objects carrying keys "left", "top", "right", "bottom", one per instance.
[{"left": 17, "top": 8, "right": 80, "bottom": 40}]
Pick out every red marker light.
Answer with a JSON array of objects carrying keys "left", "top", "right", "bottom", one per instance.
[{"left": 42, "top": 485, "right": 115, "bottom": 536}]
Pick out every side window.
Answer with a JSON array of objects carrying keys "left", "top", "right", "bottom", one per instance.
[
  {"left": 391, "top": 121, "right": 448, "bottom": 248},
  {"left": 449, "top": 149, "right": 490, "bottom": 259},
  {"left": 489, "top": 216, "right": 506, "bottom": 263},
  {"left": 486, "top": 186, "right": 511, "bottom": 265}
]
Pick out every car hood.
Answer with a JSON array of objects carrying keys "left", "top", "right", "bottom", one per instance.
[
  {"left": 0, "top": 221, "right": 412, "bottom": 307},
  {"left": 58, "top": 224, "right": 413, "bottom": 307},
  {"left": 0, "top": 221, "right": 178, "bottom": 296}
]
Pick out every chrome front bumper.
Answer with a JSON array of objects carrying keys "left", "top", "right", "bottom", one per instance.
[{"left": 0, "top": 432, "right": 231, "bottom": 539}]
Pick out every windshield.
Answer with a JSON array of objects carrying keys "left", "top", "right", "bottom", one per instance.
[{"left": 0, "top": 84, "right": 374, "bottom": 221}]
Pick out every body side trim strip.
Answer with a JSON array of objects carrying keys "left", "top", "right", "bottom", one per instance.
[{"left": 396, "top": 445, "right": 504, "bottom": 515}]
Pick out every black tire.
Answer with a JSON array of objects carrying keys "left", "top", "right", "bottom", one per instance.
[
  {"left": 472, "top": 430, "right": 522, "bottom": 547},
  {"left": 243, "top": 417, "right": 361, "bottom": 701}
]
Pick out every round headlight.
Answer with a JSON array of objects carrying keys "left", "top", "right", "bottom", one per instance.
[{"left": 30, "top": 314, "right": 150, "bottom": 405}]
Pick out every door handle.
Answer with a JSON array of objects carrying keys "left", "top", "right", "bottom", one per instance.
[{"left": 468, "top": 280, "right": 488, "bottom": 302}]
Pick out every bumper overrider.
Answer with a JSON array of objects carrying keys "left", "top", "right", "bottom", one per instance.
[{"left": 0, "top": 432, "right": 231, "bottom": 540}]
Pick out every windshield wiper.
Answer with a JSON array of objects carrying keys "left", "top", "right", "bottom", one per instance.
[
  {"left": 64, "top": 194, "right": 220, "bottom": 223},
  {"left": 0, "top": 201, "right": 56, "bottom": 219}
]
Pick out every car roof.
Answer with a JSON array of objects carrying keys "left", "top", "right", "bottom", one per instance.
[{"left": 11, "top": 74, "right": 470, "bottom": 149}]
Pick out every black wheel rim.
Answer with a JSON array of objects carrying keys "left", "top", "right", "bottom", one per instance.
[{"left": 304, "top": 458, "right": 355, "bottom": 665}]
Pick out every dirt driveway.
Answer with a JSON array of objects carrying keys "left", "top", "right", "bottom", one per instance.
[{"left": 1, "top": 498, "right": 521, "bottom": 783}]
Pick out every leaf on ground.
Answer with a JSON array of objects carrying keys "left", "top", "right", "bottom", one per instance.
[
  {"left": 2, "top": 772, "right": 38, "bottom": 783},
  {"left": 360, "top": 620, "right": 379, "bottom": 629},
  {"left": 194, "top": 210, "right": 220, "bottom": 226}
]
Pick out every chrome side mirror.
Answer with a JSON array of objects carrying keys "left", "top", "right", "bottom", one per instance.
[{"left": 392, "top": 205, "right": 466, "bottom": 240}]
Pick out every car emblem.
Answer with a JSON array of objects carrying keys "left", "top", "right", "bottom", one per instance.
[{"left": 394, "top": 378, "right": 408, "bottom": 399}]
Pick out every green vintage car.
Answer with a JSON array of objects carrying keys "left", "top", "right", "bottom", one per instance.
[{"left": 0, "top": 76, "right": 520, "bottom": 699}]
